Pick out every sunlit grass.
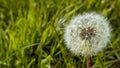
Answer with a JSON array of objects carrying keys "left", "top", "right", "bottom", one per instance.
[{"left": 0, "top": 0, "right": 120, "bottom": 68}]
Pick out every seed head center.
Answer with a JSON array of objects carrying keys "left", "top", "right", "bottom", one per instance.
[{"left": 80, "top": 27, "right": 96, "bottom": 40}]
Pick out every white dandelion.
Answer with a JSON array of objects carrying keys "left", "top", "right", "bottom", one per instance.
[{"left": 64, "top": 12, "right": 111, "bottom": 56}]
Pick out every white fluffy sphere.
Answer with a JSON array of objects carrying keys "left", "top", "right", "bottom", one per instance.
[{"left": 64, "top": 12, "right": 111, "bottom": 56}]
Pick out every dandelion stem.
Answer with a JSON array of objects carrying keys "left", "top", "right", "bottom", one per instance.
[{"left": 87, "top": 55, "right": 90, "bottom": 68}]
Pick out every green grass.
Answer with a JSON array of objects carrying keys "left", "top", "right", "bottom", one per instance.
[{"left": 0, "top": 0, "right": 120, "bottom": 68}]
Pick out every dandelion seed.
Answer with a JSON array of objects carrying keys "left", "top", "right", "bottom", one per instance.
[
  {"left": 64, "top": 12, "right": 111, "bottom": 56},
  {"left": 57, "top": 17, "right": 66, "bottom": 31}
]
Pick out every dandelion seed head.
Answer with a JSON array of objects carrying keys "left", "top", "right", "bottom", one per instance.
[{"left": 64, "top": 12, "right": 111, "bottom": 56}]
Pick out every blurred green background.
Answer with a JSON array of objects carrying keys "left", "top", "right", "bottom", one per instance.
[{"left": 0, "top": 0, "right": 120, "bottom": 68}]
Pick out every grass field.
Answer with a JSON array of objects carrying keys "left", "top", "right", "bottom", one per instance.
[{"left": 0, "top": 0, "right": 120, "bottom": 68}]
